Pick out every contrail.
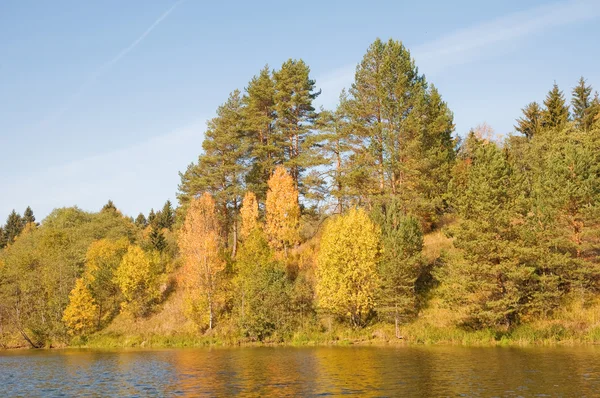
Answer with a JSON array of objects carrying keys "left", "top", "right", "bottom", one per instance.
[{"left": 39, "top": 0, "right": 186, "bottom": 128}]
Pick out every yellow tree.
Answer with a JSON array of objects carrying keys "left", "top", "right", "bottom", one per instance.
[
  {"left": 240, "top": 191, "right": 260, "bottom": 240},
  {"left": 316, "top": 208, "right": 381, "bottom": 327},
  {"left": 265, "top": 166, "right": 300, "bottom": 253},
  {"left": 62, "top": 278, "right": 99, "bottom": 336},
  {"left": 179, "top": 192, "right": 224, "bottom": 330},
  {"left": 114, "top": 245, "right": 162, "bottom": 317},
  {"left": 83, "top": 238, "right": 129, "bottom": 326}
]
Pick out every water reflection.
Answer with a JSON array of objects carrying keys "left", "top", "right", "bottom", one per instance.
[{"left": 1, "top": 346, "right": 600, "bottom": 396}]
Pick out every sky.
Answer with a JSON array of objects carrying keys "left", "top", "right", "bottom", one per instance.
[{"left": 1, "top": 0, "right": 600, "bottom": 222}]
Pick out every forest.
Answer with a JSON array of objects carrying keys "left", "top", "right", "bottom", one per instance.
[{"left": 1, "top": 38, "right": 600, "bottom": 348}]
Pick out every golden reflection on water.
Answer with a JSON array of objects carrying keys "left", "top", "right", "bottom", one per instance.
[{"left": 1, "top": 346, "right": 600, "bottom": 396}]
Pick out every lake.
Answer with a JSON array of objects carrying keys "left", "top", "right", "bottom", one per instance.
[{"left": 1, "top": 346, "right": 599, "bottom": 396}]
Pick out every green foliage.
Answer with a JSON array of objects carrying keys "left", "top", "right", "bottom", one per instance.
[
  {"left": 343, "top": 38, "right": 455, "bottom": 227},
  {"left": 134, "top": 213, "right": 148, "bottom": 228},
  {"left": 371, "top": 199, "right": 425, "bottom": 324},
  {"left": 3, "top": 210, "right": 23, "bottom": 246},
  {"left": 542, "top": 83, "right": 570, "bottom": 130},
  {"left": 515, "top": 102, "right": 542, "bottom": 139}
]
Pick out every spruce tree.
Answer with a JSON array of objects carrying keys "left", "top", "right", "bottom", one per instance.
[
  {"left": 542, "top": 83, "right": 570, "bottom": 130},
  {"left": 4, "top": 210, "right": 23, "bottom": 245},
  {"left": 157, "top": 200, "right": 175, "bottom": 230},
  {"left": 134, "top": 213, "right": 148, "bottom": 228},
  {"left": 149, "top": 228, "right": 167, "bottom": 253},
  {"left": 148, "top": 209, "right": 156, "bottom": 225},
  {"left": 515, "top": 102, "right": 542, "bottom": 139},
  {"left": 571, "top": 77, "right": 593, "bottom": 131},
  {"left": 23, "top": 206, "right": 35, "bottom": 225}
]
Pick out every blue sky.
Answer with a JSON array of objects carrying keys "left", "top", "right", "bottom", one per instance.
[{"left": 1, "top": 0, "right": 599, "bottom": 222}]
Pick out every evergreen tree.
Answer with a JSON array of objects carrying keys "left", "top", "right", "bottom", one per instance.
[
  {"left": 4, "top": 210, "right": 23, "bottom": 245},
  {"left": 134, "top": 213, "right": 148, "bottom": 228},
  {"left": 344, "top": 38, "right": 455, "bottom": 226},
  {"left": 441, "top": 134, "right": 537, "bottom": 328},
  {"left": 149, "top": 227, "right": 167, "bottom": 253},
  {"left": 22, "top": 206, "right": 36, "bottom": 226},
  {"left": 102, "top": 200, "right": 117, "bottom": 213},
  {"left": 148, "top": 209, "right": 156, "bottom": 225},
  {"left": 371, "top": 199, "right": 424, "bottom": 336},
  {"left": 542, "top": 83, "right": 570, "bottom": 130},
  {"left": 0, "top": 227, "right": 6, "bottom": 249},
  {"left": 178, "top": 90, "right": 248, "bottom": 257},
  {"left": 515, "top": 102, "right": 542, "bottom": 139},
  {"left": 243, "top": 66, "right": 279, "bottom": 199},
  {"left": 572, "top": 77, "right": 593, "bottom": 131},
  {"left": 157, "top": 200, "right": 175, "bottom": 230},
  {"left": 273, "top": 59, "right": 321, "bottom": 192}
]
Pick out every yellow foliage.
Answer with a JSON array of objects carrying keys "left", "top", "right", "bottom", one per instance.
[
  {"left": 84, "top": 238, "right": 129, "bottom": 282},
  {"left": 265, "top": 166, "right": 300, "bottom": 251},
  {"left": 63, "top": 278, "right": 99, "bottom": 336},
  {"left": 178, "top": 192, "right": 224, "bottom": 329},
  {"left": 114, "top": 245, "right": 162, "bottom": 317},
  {"left": 316, "top": 208, "right": 381, "bottom": 326},
  {"left": 240, "top": 191, "right": 260, "bottom": 240}
]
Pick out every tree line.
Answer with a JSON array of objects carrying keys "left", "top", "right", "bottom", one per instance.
[{"left": 1, "top": 38, "right": 599, "bottom": 347}]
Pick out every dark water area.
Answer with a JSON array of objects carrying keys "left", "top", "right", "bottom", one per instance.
[{"left": 1, "top": 346, "right": 600, "bottom": 397}]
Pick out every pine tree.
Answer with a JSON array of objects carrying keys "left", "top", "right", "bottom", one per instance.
[
  {"left": 4, "top": 210, "right": 23, "bottom": 245},
  {"left": 134, "top": 213, "right": 148, "bottom": 228},
  {"left": 178, "top": 90, "right": 248, "bottom": 258},
  {"left": 441, "top": 134, "right": 536, "bottom": 328},
  {"left": 22, "top": 206, "right": 36, "bottom": 226},
  {"left": 515, "top": 102, "right": 542, "bottom": 139},
  {"left": 243, "top": 66, "right": 280, "bottom": 199},
  {"left": 344, "top": 38, "right": 454, "bottom": 225},
  {"left": 316, "top": 208, "right": 381, "bottom": 327},
  {"left": 265, "top": 167, "right": 300, "bottom": 253},
  {"left": 178, "top": 192, "right": 224, "bottom": 329},
  {"left": 572, "top": 77, "right": 593, "bottom": 131},
  {"left": 315, "top": 96, "right": 353, "bottom": 213},
  {"left": 542, "top": 83, "right": 570, "bottom": 130},
  {"left": 273, "top": 59, "right": 321, "bottom": 191}
]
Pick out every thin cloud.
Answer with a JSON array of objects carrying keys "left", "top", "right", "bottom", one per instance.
[
  {"left": 38, "top": 0, "right": 186, "bottom": 128},
  {"left": 315, "top": 0, "right": 600, "bottom": 109}
]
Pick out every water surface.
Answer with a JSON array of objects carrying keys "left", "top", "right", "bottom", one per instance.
[{"left": 1, "top": 346, "right": 599, "bottom": 396}]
